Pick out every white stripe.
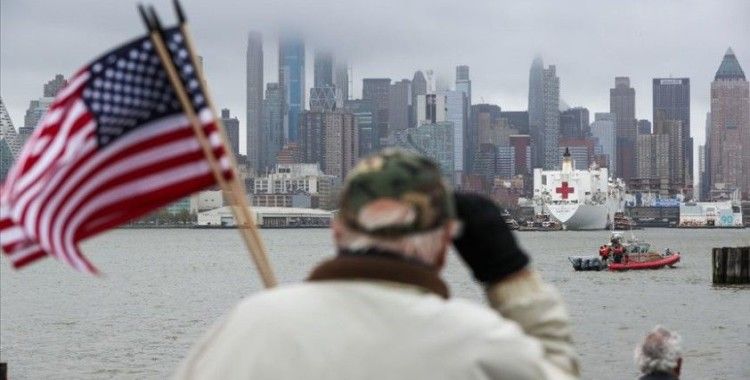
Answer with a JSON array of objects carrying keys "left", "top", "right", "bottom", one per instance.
[
  {"left": 62, "top": 160, "right": 213, "bottom": 272},
  {"left": 0, "top": 226, "right": 26, "bottom": 247},
  {"left": 8, "top": 244, "right": 44, "bottom": 264},
  {"left": 45, "top": 134, "right": 210, "bottom": 264},
  {"left": 13, "top": 100, "right": 88, "bottom": 193}
]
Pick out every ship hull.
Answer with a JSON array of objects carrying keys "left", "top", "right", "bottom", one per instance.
[{"left": 546, "top": 203, "right": 609, "bottom": 230}]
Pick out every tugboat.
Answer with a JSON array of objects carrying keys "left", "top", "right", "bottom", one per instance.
[
  {"left": 611, "top": 211, "right": 638, "bottom": 230},
  {"left": 568, "top": 232, "right": 680, "bottom": 271}
]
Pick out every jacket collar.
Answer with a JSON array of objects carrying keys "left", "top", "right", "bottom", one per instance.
[{"left": 307, "top": 249, "right": 450, "bottom": 299}]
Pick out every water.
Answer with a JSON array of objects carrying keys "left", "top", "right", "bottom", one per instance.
[{"left": 1, "top": 228, "right": 749, "bottom": 379}]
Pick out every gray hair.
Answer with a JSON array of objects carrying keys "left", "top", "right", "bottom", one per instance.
[{"left": 634, "top": 326, "right": 682, "bottom": 374}]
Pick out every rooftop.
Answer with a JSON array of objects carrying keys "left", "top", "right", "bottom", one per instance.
[{"left": 714, "top": 47, "right": 746, "bottom": 81}]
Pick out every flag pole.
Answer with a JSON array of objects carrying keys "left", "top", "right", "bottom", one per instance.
[
  {"left": 167, "top": 1, "right": 278, "bottom": 288},
  {"left": 138, "top": 5, "right": 277, "bottom": 288}
]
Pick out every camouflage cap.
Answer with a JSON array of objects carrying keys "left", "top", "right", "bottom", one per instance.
[{"left": 338, "top": 149, "right": 455, "bottom": 237}]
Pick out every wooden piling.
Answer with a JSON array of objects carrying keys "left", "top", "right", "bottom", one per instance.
[{"left": 712, "top": 246, "right": 750, "bottom": 284}]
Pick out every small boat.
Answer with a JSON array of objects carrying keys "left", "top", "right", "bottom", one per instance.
[{"left": 568, "top": 233, "right": 681, "bottom": 271}]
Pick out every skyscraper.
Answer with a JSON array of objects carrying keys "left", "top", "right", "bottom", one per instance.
[
  {"left": 456, "top": 65, "right": 471, "bottom": 115},
  {"left": 301, "top": 110, "right": 358, "bottom": 178},
  {"left": 653, "top": 77, "right": 691, "bottom": 185},
  {"left": 345, "top": 99, "right": 376, "bottom": 157},
  {"left": 528, "top": 57, "right": 560, "bottom": 169},
  {"left": 261, "top": 83, "right": 283, "bottom": 170},
  {"left": 388, "top": 79, "right": 411, "bottom": 132},
  {"left": 362, "top": 78, "right": 391, "bottom": 143},
  {"left": 221, "top": 109, "right": 241, "bottom": 157},
  {"left": 313, "top": 50, "right": 334, "bottom": 88},
  {"left": 610, "top": 77, "right": 636, "bottom": 179},
  {"left": 637, "top": 119, "right": 652, "bottom": 135},
  {"left": 591, "top": 113, "right": 616, "bottom": 171},
  {"left": 527, "top": 57, "right": 560, "bottom": 169},
  {"left": 411, "top": 71, "right": 427, "bottom": 127},
  {"left": 0, "top": 97, "right": 21, "bottom": 181},
  {"left": 279, "top": 35, "right": 305, "bottom": 143},
  {"left": 559, "top": 107, "right": 590, "bottom": 139},
  {"left": 334, "top": 62, "right": 349, "bottom": 108},
  {"left": 43, "top": 74, "right": 68, "bottom": 97},
  {"left": 443, "top": 90, "right": 468, "bottom": 174},
  {"left": 708, "top": 48, "right": 749, "bottom": 198},
  {"left": 246, "top": 31, "right": 264, "bottom": 172}
]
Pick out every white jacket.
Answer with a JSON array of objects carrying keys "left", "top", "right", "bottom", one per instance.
[{"left": 175, "top": 256, "right": 580, "bottom": 379}]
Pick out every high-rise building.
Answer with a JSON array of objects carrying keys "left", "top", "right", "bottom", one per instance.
[
  {"left": 411, "top": 71, "right": 427, "bottom": 127},
  {"left": 509, "top": 135, "right": 532, "bottom": 176},
  {"left": 388, "top": 79, "right": 411, "bottom": 132},
  {"left": 346, "top": 99, "right": 376, "bottom": 156},
  {"left": 221, "top": 109, "right": 240, "bottom": 157},
  {"left": 590, "top": 113, "right": 616, "bottom": 171},
  {"left": 470, "top": 104, "right": 502, "bottom": 172},
  {"left": 442, "top": 90, "right": 468, "bottom": 174},
  {"left": 455, "top": 65, "right": 471, "bottom": 116},
  {"left": 23, "top": 74, "right": 66, "bottom": 131},
  {"left": 43, "top": 74, "right": 68, "bottom": 97},
  {"left": 300, "top": 110, "right": 359, "bottom": 179},
  {"left": 528, "top": 56, "right": 560, "bottom": 169},
  {"left": 334, "top": 62, "right": 349, "bottom": 108},
  {"left": 313, "top": 50, "right": 334, "bottom": 88},
  {"left": 309, "top": 87, "right": 337, "bottom": 112},
  {"left": 363, "top": 78, "right": 391, "bottom": 143},
  {"left": 0, "top": 97, "right": 21, "bottom": 181},
  {"left": 279, "top": 35, "right": 305, "bottom": 142},
  {"left": 698, "top": 144, "right": 706, "bottom": 200},
  {"left": 246, "top": 31, "right": 264, "bottom": 171},
  {"left": 415, "top": 94, "right": 445, "bottom": 125},
  {"left": 637, "top": 119, "right": 652, "bottom": 135},
  {"left": 610, "top": 77, "right": 636, "bottom": 179},
  {"left": 708, "top": 48, "right": 749, "bottom": 198},
  {"left": 261, "top": 83, "right": 283, "bottom": 170},
  {"left": 559, "top": 107, "right": 590, "bottom": 139},
  {"left": 394, "top": 121, "right": 455, "bottom": 180},
  {"left": 500, "top": 111, "right": 529, "bottom": 134},
  {"left": 653, "top": 77, "right": 691, "bottom": 186}
]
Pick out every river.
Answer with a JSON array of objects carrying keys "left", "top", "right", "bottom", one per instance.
[{"left": 1, "top": 228, "right": 749, "bottom": 379}]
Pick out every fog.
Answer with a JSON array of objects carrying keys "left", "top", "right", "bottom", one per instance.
[{"left": 2, "top": 0, "right": 748, "bottom": 153}]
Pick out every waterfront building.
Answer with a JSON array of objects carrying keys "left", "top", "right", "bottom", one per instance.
[
  {"left": 637, "top": 119, "right": 652, "bottom": 135},
  {"left": 653, "top": 77, "right": 691, "bottom": 186},
  {"left": 590, "top": 113, "right": 616, "bottom": 171},
  {"left": 300, "top": 110, "right": 358, "bottom": 179},
  {"left": 388, "top": 79, "right": 411, "bottom": 132},
  {"left": 261, "top": 83, "right": 284, "bottom": 170},
  {"left": 362, "top": 78, "right": 391, "bottom": 144},
  {"left": 246, "top": 31, "right": 264, "bottom": 171},
  {"left": 221, "top": 109, "right": 240, "bottom": 158},
  {"left": 345, "top": 99, "right": 376, "bottom": 156},
  {"left": 500, "top": 111, "right": 529, "bottom": 135},
  {"left": 708, "top": 48, "right": 749, "bottom": 199},
  {"left": 560, "top": 107, "right": 590, "bottom": 139},
  {"left": 279, "top": 35, "right": 305, "bottom": 142},
  {"left": 528, "top": 56, "right": 560, "bottom": 169},
  {"left": 411, "top": 71, "right": 427, "bottom": 127},
  {"left": 610, "top": 76, "right": 636, "bottom": 179},
  {"left": 0, "top": 97, "right": 21, "bottom": 181}
]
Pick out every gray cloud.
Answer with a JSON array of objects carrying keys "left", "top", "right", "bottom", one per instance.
[{"left": 2, "top": 0, "right": 748, "bottom": 154}]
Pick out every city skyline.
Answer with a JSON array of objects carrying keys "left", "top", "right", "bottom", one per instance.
[{"left": 1, "top": 0, "right": 749, "bottom": 157}]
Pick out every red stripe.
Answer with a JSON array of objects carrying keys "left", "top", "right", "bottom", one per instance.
[{"left": 12, "top": 250, "right": 48, "bottom": 269}]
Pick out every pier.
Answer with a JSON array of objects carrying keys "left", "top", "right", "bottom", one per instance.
[{"left": 712, "top": 246, "right": 750, "bottom": 284}]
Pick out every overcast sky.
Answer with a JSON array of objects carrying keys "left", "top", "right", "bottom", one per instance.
[{"left": 2, "top": 0, "right": 748, "bottom": 155}]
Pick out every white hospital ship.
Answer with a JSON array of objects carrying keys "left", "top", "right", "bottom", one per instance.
[{"left": 532, "top": 148, "right": 625, "bottom": 230}]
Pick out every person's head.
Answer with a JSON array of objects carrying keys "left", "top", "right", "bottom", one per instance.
[
  {"left": 634, "top": 326, "right": 682, "bottom": 377},
  {"left": 333, "top": 149, "right": 458, "bottom": 269}
]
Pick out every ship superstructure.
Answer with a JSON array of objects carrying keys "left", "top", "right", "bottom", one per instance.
[{"left": 532, "top": 148, "right": 625, "bottom": 230}]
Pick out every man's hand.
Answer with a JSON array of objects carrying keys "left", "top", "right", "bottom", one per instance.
[{"left": 452, "top": 193, "right": 529, "bottom": 284}]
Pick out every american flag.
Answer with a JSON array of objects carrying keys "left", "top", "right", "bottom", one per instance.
[{"left": 0, "top": 27, "right": 231, "bottom": 273}]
